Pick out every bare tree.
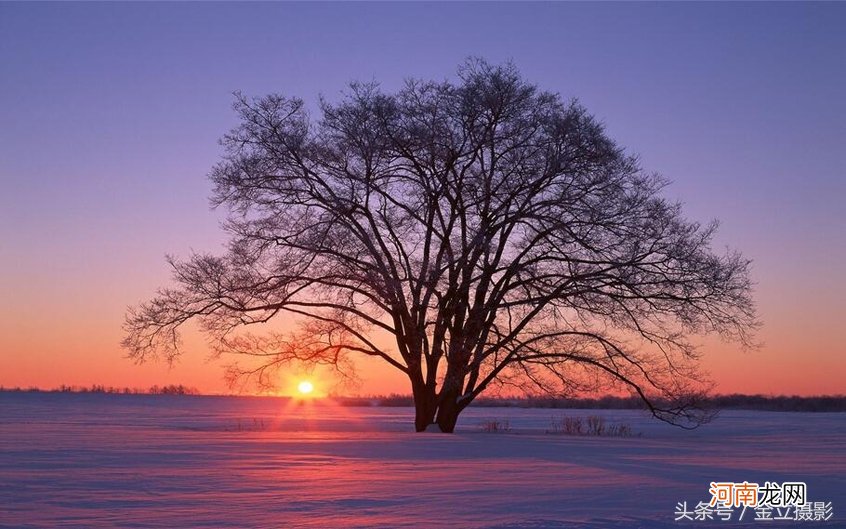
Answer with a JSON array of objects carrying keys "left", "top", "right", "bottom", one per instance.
[{"left": 124, "top": 60, "right": 757, "bottom": 432}]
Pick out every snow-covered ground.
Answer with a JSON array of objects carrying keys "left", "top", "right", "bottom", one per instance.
[{"left": 0, "top": 393, "right": 843, "bottom": 528}]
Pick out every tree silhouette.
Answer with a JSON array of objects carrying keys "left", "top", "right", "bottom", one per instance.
[{"left": 124, "top": 60, "right": 756, "bottom": 432}]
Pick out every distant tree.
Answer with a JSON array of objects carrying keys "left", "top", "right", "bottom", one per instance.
[{"left": 124, "top": 60, "right": 757, "bottom": 432}]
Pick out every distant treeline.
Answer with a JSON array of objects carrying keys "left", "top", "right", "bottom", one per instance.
[
  {"left": 3, "top": 387, "right": 844, "bottom": 411},
  {"left": 332, "top": 393, "right": 846, "bottom": 412},
  {"left": 0, "top": 384, "right": 199, "bottom": 396},
  {"left": 707, "top": 394, "right": 846, "bottom": 412}
]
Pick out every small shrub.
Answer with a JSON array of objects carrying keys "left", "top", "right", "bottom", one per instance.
[
  {"left": 546, "top": 416, "right": 584, "bottom": 435},
  {"left": 227, "top": 418, "right": 269, "bottom": 432},
  {"left": 586, "top": 415, "right": 605, "bottom": 435},
  {"left": 605, "top": 423, "right": 633, "bottom": 437},
  {"left": 547, "top": 415, "right": 637, "bottom": 437},
  {"left": 479, "top": 419, "right": 511, "bottom": 433}
]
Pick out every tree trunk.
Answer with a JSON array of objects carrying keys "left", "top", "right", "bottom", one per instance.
[
  {"left": 411, "top": 380, "right": 436, "bottom": 432},
  {"left": 435, "top": 388, "right": 461, "bottom": 433}
]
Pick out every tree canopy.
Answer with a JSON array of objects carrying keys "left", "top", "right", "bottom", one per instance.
[{"left": 124, "top": 60, "right": 757, "bottom": 432}]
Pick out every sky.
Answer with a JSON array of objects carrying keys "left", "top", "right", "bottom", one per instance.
[{"left": 1, "top": 2, "right": 844, "bottom": 396}]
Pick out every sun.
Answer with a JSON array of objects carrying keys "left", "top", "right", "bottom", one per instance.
[{"left": 297, "top": 381, "right": 314, "bottom": 395}]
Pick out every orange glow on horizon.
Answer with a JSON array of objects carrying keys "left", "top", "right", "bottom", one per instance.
[{"left": 1, "top": 307, "right": 843, "bottom": 397}]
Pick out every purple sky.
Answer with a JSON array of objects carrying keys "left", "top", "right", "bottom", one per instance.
[{"left": 1, "top": 2, "right": 844, "bottom": 394}]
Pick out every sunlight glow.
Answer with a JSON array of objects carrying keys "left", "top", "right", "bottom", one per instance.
[{"left": 297, "top": 381, "right": 314, "bottom": 395}]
